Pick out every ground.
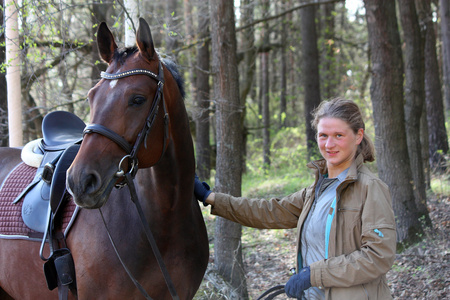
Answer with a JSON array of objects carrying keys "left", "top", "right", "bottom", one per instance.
[{"left": 195, "top": 196, "right": 449, "bottom": 299}]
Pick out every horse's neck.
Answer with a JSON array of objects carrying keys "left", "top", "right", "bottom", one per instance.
[{"left": 137, "top": 115, "right": 194, "bottom": 211}]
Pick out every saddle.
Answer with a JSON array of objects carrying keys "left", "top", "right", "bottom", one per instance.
[
  {"left": 16, "top": 111, "right": 85, "bottom": 298},
  {"left": 16, "top": 111, "right": 85, "bottom": 232}
]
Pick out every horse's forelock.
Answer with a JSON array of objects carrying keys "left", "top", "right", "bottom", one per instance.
[
  {"left": 113, "top": 46, "right": 138, "bottom": 64},
  {"left": 111, "top": 47, "right": 185, "bottom": 99}
]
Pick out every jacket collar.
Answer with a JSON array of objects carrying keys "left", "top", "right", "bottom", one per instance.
[{"left": 307, "top": 153, "right": 365, "bottom": 183}]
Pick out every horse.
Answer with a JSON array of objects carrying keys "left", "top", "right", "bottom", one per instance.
[{"left": 0, "top": 18, "right": 209, "bottom": 299}]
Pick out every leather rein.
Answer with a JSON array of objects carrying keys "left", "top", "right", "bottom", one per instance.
[{"left": 84, "top": 61, "right": 179, "bottom": 300}]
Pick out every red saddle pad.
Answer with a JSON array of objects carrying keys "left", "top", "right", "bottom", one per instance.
[{"left": 0, "top": 163, "right": 77, "bottom": 240}]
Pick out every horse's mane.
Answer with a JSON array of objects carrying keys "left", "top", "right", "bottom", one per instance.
[{"left": 113, "top": 46, "right": 185, "bottom": 99}]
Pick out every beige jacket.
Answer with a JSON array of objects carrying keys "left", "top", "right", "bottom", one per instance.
[{"left": 211, "top": 154, "right": 396, "bottom": 299}]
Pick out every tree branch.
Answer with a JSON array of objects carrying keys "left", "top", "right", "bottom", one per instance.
[{"left": 173, "top": 0, "right": 344, "bottom": 55}]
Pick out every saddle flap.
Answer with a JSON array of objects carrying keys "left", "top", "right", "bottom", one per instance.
[
  {"left": 50, "top": 144, "right": 80, "bottom": 214},
  {"left": 21, "top": 144, "right": 80, "bottom": 233}
]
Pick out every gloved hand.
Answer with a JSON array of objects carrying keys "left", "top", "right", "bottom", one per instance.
[
  {"left": 194, "top": 174, "right": 212, "bottom": 206},
  {"left": 285, "top": 266, "right": 311, "bottom": 298}
]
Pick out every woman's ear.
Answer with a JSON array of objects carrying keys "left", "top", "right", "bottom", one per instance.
[{"left": 356, "top": 128, "right": 364, "bottom": 144}]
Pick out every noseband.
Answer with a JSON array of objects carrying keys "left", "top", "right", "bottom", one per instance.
[{"left": 83, "top": 61, "right": 169, "bottom": 184}]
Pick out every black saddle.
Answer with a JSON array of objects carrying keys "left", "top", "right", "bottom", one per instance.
[
  {"left": 42, "top": 110, "right": 86, "bottom": 150},
  {"left": 15, "top": 111, "right": 85, "bottom": 232},
  {"left": 14, "top": 111, "right": 84, "bottom": 298}
]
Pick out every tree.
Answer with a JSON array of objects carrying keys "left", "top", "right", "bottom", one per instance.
[
  {"left": 320, "top": 2, "right": 337, "bottom": 99},
  {"left": 397, "top": 0, "right": 430, "bottom": 224},
  {"left": 194, "top": 1, "right": 212, "bottom": 180},
  {"left": 209, "top": 0, "right": 248, "bottom": 297},
  {"left": 164, "top": 0, "right": 179, "bottom": 54},
  {"left": 124, "top": 0, "right": 139, "bottom": 47},
  {"left": 301, "top": 3, "right": 321, "bottom": 159},
  {"left": 364, "top": 0, "right": 423, "bottom": 248},
  {"left": 0, "top": 1, "right": 8, "bottom": 146},
  {"left": 440, "top": 0, "right": 450, "bottom": 111},
  {"left": 5, "top": 0, "right": 22, "bottom": 147},
  {"left": 261, "top": 0, "right": 271, "bottom": 170},
  {"left": 417, "top": 0, "right": 449, "bottom": 169}
]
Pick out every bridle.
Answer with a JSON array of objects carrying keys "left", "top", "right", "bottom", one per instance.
[
  {"left": 84, "top": 61, "right": 179, "bottom": 300},
  {"left": 83, "top": 60, "right": 169, "bottom": 185}
]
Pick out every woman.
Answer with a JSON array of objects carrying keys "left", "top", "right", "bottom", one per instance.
[{"left": 195, "top": 98, "right": 397, "bottom": 299}]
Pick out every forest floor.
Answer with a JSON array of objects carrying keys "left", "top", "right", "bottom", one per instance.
[{"left": 195, "top": 195, "right": 449, "bottom": 299}]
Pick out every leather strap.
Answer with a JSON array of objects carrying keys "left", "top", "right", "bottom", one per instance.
[
  {"left": 84, "top": 124, "right": 132, "bottom": 154},
  {"left": 99, "top": 173, "right": 180, "bottom": 300}
]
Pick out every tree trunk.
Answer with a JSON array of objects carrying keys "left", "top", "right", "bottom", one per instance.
[
  {"left": 5, "top": 0, "right": 23, "bottom": 147},
  {"left": 0, "top": 1, "right": 8, "bottom": 146},
  {"left": 397, "top": 0, "right": 430, "bottom": 225},
  {"left": 238, "top": 0, "right": 256, "bottom": 104},
  {"left": 124, "top": 0, "right": 139, "bottom": 47},
  {"left": 440, "top": 0, "right": 450, "bottom": 112},
  {"left": 261, "top": 51, "right": 270, "bottom": 170},
  {"left": 300, "top": 4, "right": 321, "bottom": 159},
  {"left": 209, "top": 0, "right": 248, "bottom": 298},
  {"left": 320, "top": 2, "right": 336, "bottom": 100},
  {"left": 195, "top": 1, "right": 211, "bottom": 180},
  {"left": 364, "top": 0, "right": 423, "bottom": 248},
  {"left": 165, "top": 0, "right": 179, "bottom": 54},
  {"left": 183, "top": 0, "right": 195, "bottom": 99},
  {"left": 417, "top": 0, "right": 449, "bottom": 169},
  {"left": 91, "top": 1, "right": 109, "bottom": 86},
  {"left": 280, "top": 16, "right": 287, "bottom": 128},
  {"left": 238, "top": 0, "right": 256, "bottom": 173}
]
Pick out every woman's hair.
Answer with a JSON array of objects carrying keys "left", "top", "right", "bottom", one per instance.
[{"left": 311, "top": 97, "right": 375, "bottom": 162}]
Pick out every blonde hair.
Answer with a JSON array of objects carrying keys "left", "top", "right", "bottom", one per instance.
[{"left": 311, "top": 97, "right": 375, "bottom": 162}]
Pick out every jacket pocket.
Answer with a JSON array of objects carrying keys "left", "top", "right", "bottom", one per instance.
[
  {"left": 336, "top": 206, "right": 362, "bottom": 254},
  {"left": 329, "top": 284, "right": 369, "bottom": 300}
]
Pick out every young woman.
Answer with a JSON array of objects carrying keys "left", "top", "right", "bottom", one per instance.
[{"left": 195, "top": 98, "right": 397, "bottom": 299}]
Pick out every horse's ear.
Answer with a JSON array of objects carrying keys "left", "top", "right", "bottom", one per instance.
[
  {"left": 97, "top": 22, "right": 118, "bottom": 64},
  {"left": 136, "top": 18, "right": 156, "bottom": 62}
]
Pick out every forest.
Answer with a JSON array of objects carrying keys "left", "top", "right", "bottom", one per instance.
[{"left": 1, "top": 0, "right": 449, "bottom": 299}]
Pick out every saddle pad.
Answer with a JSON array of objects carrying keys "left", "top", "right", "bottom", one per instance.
[{"left": 0, "top": 163, "right": 77, "bottom": 240}]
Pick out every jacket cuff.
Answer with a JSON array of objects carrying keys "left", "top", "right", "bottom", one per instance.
[
  {"left": 210, "top": 192, "right": 229, "bottom": 216},
  {"left": 310, "top": 261, "right": 325, "bottom": 289}
]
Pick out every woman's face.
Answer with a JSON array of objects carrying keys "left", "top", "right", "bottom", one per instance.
[{"left": 317, "top": 117, "right": 363, "bottom": 177}]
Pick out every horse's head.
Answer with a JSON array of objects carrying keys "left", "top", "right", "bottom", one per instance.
[{"left": 67, "top": 18, "right": 177, "bottom": 208}]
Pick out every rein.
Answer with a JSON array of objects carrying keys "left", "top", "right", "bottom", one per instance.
[{"left": 85, "top": 62, "right": 179, "bottom": 300}]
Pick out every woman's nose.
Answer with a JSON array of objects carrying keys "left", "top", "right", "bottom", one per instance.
[{"left": 326, "top": 137, "right": 335, "bottom": 148}]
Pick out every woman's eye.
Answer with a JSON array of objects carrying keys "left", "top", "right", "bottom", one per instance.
[{"left": 131, "top": 96, "right": 146, "bottom": 106}]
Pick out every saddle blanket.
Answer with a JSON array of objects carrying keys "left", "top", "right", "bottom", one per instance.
[{"left": 0, "top": 163, "right": 78, "bottom": 241}]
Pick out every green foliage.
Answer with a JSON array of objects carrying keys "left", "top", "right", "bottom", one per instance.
[{"left": 243, "top": 127, "right": 315, "bottom": 198}]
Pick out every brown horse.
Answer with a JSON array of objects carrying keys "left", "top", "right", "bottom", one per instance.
[{"left": 0, "top": 18, "right": 208, "bottom": 299}]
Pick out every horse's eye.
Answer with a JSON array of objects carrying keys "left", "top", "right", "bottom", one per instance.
[{"left": 130, "top": 96, "right": 147, "bottom": 106}]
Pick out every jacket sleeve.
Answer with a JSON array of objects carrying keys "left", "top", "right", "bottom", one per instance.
[
  {"left": 310, "top": 178, "right": 397, "bottom": 288},
  {"left": 210, "top": 189, "right": 306, "bottom": 229}
]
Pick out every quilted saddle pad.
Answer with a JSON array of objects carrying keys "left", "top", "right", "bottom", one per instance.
[{"left": 0, "top": 163, "right": 77, "bottom": 241}]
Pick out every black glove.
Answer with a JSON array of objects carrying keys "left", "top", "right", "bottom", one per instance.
[
  {"left": 285, "top": 266, "right": 311, "bottom": 298},
  {"left": 194, "top": 174, "right": 212, "bottom": 206}
]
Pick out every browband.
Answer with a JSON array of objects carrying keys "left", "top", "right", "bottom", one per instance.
[{"left": 100, "top": 61, "right": 163, "bottom": 82}]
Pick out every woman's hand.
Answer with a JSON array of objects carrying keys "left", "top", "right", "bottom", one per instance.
[
  {"left": 285, "top": 266, "right": 311, "bottom": 298},
  {"left": 194, "top": 174, "right": 213, "bottom": 206}
]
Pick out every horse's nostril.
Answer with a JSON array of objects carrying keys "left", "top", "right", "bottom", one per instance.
[{"left": 83, "top": 171, "right": 102, "bottom": 194}]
